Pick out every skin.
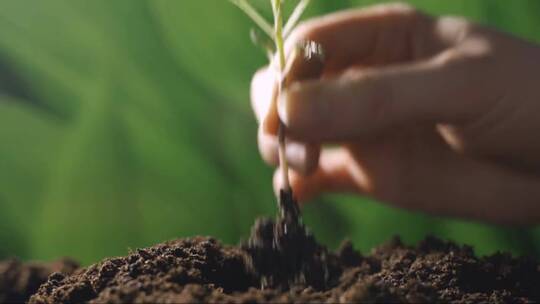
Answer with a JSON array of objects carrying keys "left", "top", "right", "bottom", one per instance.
[{"left": 251, "top": 3, "right": 540, "bottom": 226}]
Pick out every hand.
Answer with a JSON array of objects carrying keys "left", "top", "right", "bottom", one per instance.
[{"left": 251, "top": 3, "right": 540, "bottom": 226}]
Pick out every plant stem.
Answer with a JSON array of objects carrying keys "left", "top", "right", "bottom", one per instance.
[{"left": 271, "top": 0, "right": 291, "bottom": 192}]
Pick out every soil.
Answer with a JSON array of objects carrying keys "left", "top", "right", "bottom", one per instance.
[
  {"left": 0, "top": 258, "right": 78, "bottom": 303},
  {"left": 242, "top": 190, "right": 343, "bottom": 291},
  {"left": 27, "top": 191, "right": 540, "bottom": 303},
  {"left": 28, "top": 236, "right": 540, "bottom": 304}
]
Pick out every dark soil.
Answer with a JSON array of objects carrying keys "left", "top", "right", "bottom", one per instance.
[
  {"left": 242, "top": 190, "right": 343, "bottom": 291},
  {"left": 27, "top": 192, "right": 540, "bottom": 303},
  {"left": 0, "top": 258, "right": 78, "bottom": 303}
]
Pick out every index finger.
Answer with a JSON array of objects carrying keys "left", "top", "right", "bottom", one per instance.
[{"left": 284, "top": 2, "right": 432, "bottom": 78}]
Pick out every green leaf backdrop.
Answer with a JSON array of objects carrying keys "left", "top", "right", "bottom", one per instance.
[{"left": 0, "top": 0, "right": 539, "bottom": 264}]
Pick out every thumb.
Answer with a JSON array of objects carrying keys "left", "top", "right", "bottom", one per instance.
[{"left": 279, "top": 42, "right": 497, "bottom": 142}]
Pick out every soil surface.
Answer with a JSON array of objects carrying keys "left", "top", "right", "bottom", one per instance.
[
  {"left": 28, "top": 235, "right": 540, "bottom": 304},
  {"left": 29, "top": 188, "right": 540, "bottom": 304},
  {"left": 0, "top": 258, "right": 78, "bottom": 303}
]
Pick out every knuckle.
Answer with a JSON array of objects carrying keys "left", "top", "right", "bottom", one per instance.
[
  {"left": 258, "top": 130, "right": 279, "bottom": 166},
  {"left": 363, "top": 2, "right": 417, "bottom": 14},
  {"left": 441, "top": 15, "right": 470, "bottom": 32},
  {"left": 259, "top": 147, "right": 278, "bottom": 167},
  {"left": 369, "top": 2, "right": 423, "bottom": 22},
  {"left": 385, "top": 2, "right": 418, "bottom": 15},
  {"left": 434, "top": 16, "right": 472, "bottom": 46}
]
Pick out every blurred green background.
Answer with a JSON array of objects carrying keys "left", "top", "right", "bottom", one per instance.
[{"left": 1, "top": 0, "right": 540, "bottom": 265}]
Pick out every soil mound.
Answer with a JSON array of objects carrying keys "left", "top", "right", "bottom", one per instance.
[
  {"left": 27, "top": 191, "right": 540, "bottom": 303},
  {"left": 29, "top": 236, "right": 540, "bottom": 303},
  {"left": 0, "top": 258, "right": 78, "bottom": 303}
]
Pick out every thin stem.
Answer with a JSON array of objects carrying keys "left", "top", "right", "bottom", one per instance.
[
  {"left": 271, "top": 0, "right": 291, "bottom": 192},
  {"left": 230, "top": 0, "right": 274, "bottom": 39},
  {"left": 272, "top": 0, "right": 287, "bottom": 70},
  {"left": 284, "top": 0, "right": 311, "bottom": 38}
]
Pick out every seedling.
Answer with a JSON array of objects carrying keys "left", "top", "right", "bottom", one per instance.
[{"left": 230, "top": 0, "right": 316, "bottom": 195}]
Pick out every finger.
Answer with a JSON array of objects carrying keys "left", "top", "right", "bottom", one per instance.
[
  {"left": 283, "top": 2, "right": 432, "bottom": 76},
  {"left": 277, "top": 140, "right": 540, "bottom": 225},
  {"left": 273, "top": 149, "right": 364, "bottom": 202},
  {"left": 258, "top": 126, "right": 321, "bottom": 175},
  {"left": 394, "top": 149, "right": 540, "bottom": 226},
  {"left": 251, "top": 68, "right": 277, "bottom": 128},
  {"left": 279, "top": 44, "right": 496, "bottom": 142},
  {"left": 340, "top": 130, "right": 540, "bottom": 226}
]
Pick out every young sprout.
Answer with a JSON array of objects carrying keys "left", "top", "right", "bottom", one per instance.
[
  {"left": 271, "top": 0, "right": 290, "bottom": 192},
  {"left": 230, "top": 0, "right": 313, "bottom": 194}
]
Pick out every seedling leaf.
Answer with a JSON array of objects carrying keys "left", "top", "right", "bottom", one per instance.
[
  {"left": 284, "top": 0, "right": 311, "bottom": 38},
  {"left": 229, "top": 0, "right": 274, "bottom": 39}
]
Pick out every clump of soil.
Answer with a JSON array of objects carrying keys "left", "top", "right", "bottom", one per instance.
[
  {"left": 0, "top": 258, "right": 78, "bottom": 303},
  {"left": 28, "top": 192, "right": 540, "bottom": 303},
  {"left": 242, "top": 190, "right": 343, "bottom": 290}
]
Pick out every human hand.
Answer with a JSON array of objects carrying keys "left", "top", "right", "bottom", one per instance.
[{"left": 251, "top": 3, "right": 540, "bottom": 225}]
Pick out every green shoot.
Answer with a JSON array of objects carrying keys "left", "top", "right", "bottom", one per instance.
[{"left": 231, "top": 0, "right": 313, "bottom": 193}]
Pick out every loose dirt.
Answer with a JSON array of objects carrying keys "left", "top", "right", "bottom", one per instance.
[{"left": 28, "top": 192, "right": 540, "bottom": 303}]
